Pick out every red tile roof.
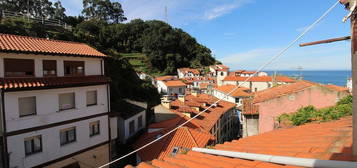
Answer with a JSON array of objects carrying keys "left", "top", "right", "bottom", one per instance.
[
  {"left": 170, "top": 94, "right": 236, "bottom": 132},
  {"left": 178, "top": 68, "right": 200, "bottom": 75},
  {"left": 164, "top": 80, "right": 186, "bottom": 87},
  {"left": 130, "top": 116, "right": 355, "bottom": 168},
  {"left": 155, "top": 75, "right": 176, "bottom": 81},
  {"left": 0, "top": 75, "right": 109, "bottom": 90},
  {"left": 134, "top": 124, "right": 214, "bottom": 161},
  {"left": 214, "top": 85, "right": 251, "bottom": 97},
  {"left": 325, "top": 84, "right": 349, "bottom": 92},
  {"left": 0, "top": 34, "right": 106, "bottom": 57},
  {"left": 223, "top": 76, "right": 295, "bottom": 83},
  {"left": 252, "top": 80, "right": 314, "bottom": 103}
]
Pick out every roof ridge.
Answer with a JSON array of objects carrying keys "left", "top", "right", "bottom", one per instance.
[
  {"left": 0, "top": 33, "right": 87, "bottom": 45},
  {"left": 184, "top": 127, "right": 199, "bottom": 147}
]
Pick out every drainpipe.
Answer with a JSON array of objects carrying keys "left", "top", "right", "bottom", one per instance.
[{"left": 192, "top": 148, "right": 357, "bottom": 168}]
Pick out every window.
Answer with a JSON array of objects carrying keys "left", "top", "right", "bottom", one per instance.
[
  {"left": 24, "top": 135, "right": 42, "bottom": 155},
  {"left": 138, "top": 116, "right": 143, "bottom": 128},
  {"left": 19, "top": 96, "right": 36, "bottom": 117},
  {"left": 235, "top": 98, "right": 240, "bottom": 103},
  {"left": 4, "top": 58, "right": 34, "bottom": 77},
  {"left": 43, "top": 60, "right": 57, "bottom": 76},
  {"left": 89, "top": 121, "right": 100, "bottom": 136},
  {"left": 60, "top": 127, "right": 76, "bottom": 145},
  {"left": 254, "top": 88, "right": 258, "bottom": 92},
  {"left": 64, "top": 61, "right": 84, "bottom": 76},
  {"left": 129, "top": 120, "right": 135, "bottom": 135},
  {"left": 59, "top": 93, "right": 75, "bottom": 111},
  {"left": 86, "top": 90, "right": 97, "bottom": 106}
]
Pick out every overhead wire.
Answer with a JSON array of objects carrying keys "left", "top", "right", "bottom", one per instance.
[{"left": 98, "top": 1, "right": 340, "bottom": 167}]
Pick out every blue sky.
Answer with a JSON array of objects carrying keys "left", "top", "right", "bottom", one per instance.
[{"left": 56, "top": 0, "right": 351, "bottom": 70}]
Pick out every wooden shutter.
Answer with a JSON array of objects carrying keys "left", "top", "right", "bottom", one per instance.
[
  {"left": 86, "top": 91, "right": 97, "bottom": 106},
  {"left": 59, "top": 93, "right": 75, "bottom": 110},
  {"left": 19, "top": 97, "right": 36, "bottom": 117}
]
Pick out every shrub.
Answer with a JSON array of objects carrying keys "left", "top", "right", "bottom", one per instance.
[
  {"left": 337, "top": 95, "right": 352, "bottom": 105},
  {"left": 290, "top": 106, "right": 317, "bottom": 126}
]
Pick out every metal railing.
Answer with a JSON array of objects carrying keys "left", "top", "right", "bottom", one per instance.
[{"left": 0, "top": 10, "right": 72, "bottom": 31}]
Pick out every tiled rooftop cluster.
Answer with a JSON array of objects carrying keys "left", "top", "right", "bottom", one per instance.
[
  {"left": 134, "top": 93, "right": 236, "bottom": 161},
  {"left": 128, "top": 116, "right": 355, "bottom": 168},
  {"left": 178, "top": 68, "right": 200, "bottom": 75},
  {"left": 223, "top": 76, "right": 295, "bottom": 83},
  {"left": 214, "top": 85, "right": 251, "bottom": 97},
  {"left": 0, "top": 34, "right": 106, "bottom": 57}
]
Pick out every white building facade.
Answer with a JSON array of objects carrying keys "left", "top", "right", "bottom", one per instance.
[{"left": 0, "top": 34, "right": 112, "bottom": 168}]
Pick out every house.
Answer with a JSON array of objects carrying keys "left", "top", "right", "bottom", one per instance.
[
  {"left": 177, "top": 68, "right": 200, "bottom": 78},
  {"left": 209, "top": 65, "right": 229, "bottom": 76},
  {"left": 134, "top": 117, "right": 214, "bottom": 162},
  {"left": 229, "top": 70, "right": 268, "bottom": 77},
  {"left": 0, "top": 34, "right": 112, "bottom": 168},
  {"left": 213, "top": 85, "right": 251, "bottom": 108},
  {"left": 221, "top": 75, "right": 295, "bottom": 91},
  {"left": 157, "top": 93, "right": 237, "bottom": 144},
  {"left": 155, "top": 76, "right": 186, "bottom": 95},
  {"left": 242, "top": 80, "right": 350, "bottom": 137},
  {"left": 129, "top": 116, "right": 356, "bottom": 168},
  {"left": 112, "top": 99, "right": 147, "bottom": 144},
  {"left": 182, "top": 77, "right": 215, "bottom": 90},
  {"left": 347, "top": 77, "right": 352, "bottom": 92}
]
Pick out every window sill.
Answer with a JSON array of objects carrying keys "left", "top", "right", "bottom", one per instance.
[
  {"left": 25, "top": 150, "right": 42, "bottom": 157},
  {"left": 90, "top": 133, "right": 100, "bottom": 137},
  {"left": 19, "top": 114, "right": 36, "bottom": 118},
  {"left": 58, "top": 108, "right": 76, "bottom": 112},
  {"left": 60, "top": 141, "right": 76, "bottom": 146},
  {"left": 86, "top": 104, "right": 97, "bottom": 107}
]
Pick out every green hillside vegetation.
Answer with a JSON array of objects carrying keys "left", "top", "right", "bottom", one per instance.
[{"left": 277, "top": 95, "right": 352, "bottom": 126}]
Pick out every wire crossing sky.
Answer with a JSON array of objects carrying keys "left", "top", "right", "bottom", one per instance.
[{"left": 98, "top": 1, "right": 340, "bottom": 167}]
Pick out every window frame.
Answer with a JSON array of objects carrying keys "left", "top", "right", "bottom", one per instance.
[
  {"left": 60, "top": 127, "right": 76, "bottom": 146},
  {"left": 24, "top": 135, "right": 42, "bottom": 156},
  {"left": 86, "top": 90, "right": 98, "bottom": 106},
  {"left": 4, "top": 58, "right": 35, "bottom": 77},
  {"left": 89, "top": 121, "right": 100, "bottom": 137},
  {"left": 63, "top": 61, "right": 85, "bottom": 76},
  {"left": 18, "top": 96, "right": 37, "bottom": 117},
  {"left": 43, "top": 60, "right": 57, "bottom": 77},
  {"left": 138, "top": 115, "right": 143, "bottom": 128},
  {"left": 58, "top": 92, "right": 76, "bottom": 111}
]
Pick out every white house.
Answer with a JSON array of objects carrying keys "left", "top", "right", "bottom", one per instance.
[
  {"left": 209, "top": 65, "right": 229, "bottom": 77},
  {"left": 229, "top": 70, "right": 268, "bottom": 77},
  {"left": 155, "top": 76, "right": 186, "bottom": 95},
  {"left": 347, "top": 77, "right": 352, "bottom": 92},
  {"left": 222, "top": 76, "right": 295, "bottom": 92},
  {"left": 115, "top": 100, "right": 147, "bottom": 144},
  {"left": 213, "top": 85, "right": 251, "bottom": 108},
  {"left": 0, "top": 34, "right": 113, "bottom": 168},
  {"left": 177, "top": 68, "right": 200, "bottom": 79}
]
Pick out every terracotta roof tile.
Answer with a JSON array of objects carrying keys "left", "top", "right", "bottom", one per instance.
[
  {"left": 133, "top": 117, "right": 354, "bottom": 168},
  {"left": 0, "top": 75, "right": 109, "bottom": 90},
  {"left": 178, "top": 68, "right": 200, "bottom": 75},
  {"left": 214, "top": 85, "right": 251, "bottom": 97},
  {"left": 155, "top": 75, "right": 176, "bottom": 81},
  {"left": 164, "top": 80, "right": 186, "bottom": 87},
  {"left": 223, "top": 76, "right": 295, "bottom": 83},
  {"left": 0, "top": 34, "right": 106, "bottom": 57},
  {"left": 325, "top": 84, "right": 349, "bottom": 92}
]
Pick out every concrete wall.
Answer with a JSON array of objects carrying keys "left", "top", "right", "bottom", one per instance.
[
  {"left": 7, "top": 115, "right": 109, "bottom": 168},
  {"left": 0, "top": 53, "right": 102, "bottom": 77},
  {"left": 242, "top": 115, "right": 259, "bottom": 137},
  {"left": 118, "top": 110, "right": 146, "bottom": 143},
  {"left": 4, "top": 85, "right": 109, "bottom": 132},
  {"left": 257, "top": 86, "right": 349, "bottom": 134}
]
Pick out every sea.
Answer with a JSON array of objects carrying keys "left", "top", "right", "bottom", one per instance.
[{"left": 266, "top": 70, "right": 351, "bottom": 86}]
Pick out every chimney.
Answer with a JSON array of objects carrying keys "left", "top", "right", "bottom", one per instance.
[
  {"left": 178, "top": 95, "right": 185, "bottom": 102},
  {"left": 161, "top": 100, "right": 172, "bottom": 109},
  {"left": 191, "top": 90, "right": 199, "bottom": 97}
]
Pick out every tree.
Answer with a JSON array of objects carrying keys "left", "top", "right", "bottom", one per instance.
[
  {"left": 109, "top": 2, "right": 126, "bottom": 23},
  {"left": 82, "top": 0, "right": 126, "bottom": 23},
  {"left": 53, "top": 0, "right": 66, "bottom": 20}
]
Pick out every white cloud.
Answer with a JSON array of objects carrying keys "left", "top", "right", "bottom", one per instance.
[{"left": 204, "top": 0, "right": 250, "bottom": 20}]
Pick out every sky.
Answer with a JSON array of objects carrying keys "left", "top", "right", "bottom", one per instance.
[{"left": 55, "top": 0, "right": 351, "bottom": 70}]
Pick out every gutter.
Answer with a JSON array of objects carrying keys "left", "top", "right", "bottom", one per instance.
[{"left": 192, "top": 148, "right": 357, "bottom": 168}]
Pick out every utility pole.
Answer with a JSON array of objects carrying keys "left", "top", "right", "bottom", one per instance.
[{"left": 351, "top": 7, "right": 357, "bottom": 156}]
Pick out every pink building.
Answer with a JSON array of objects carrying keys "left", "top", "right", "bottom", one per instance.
[{"left": 242, "top": 80, "right": 349, "bottom": 137}]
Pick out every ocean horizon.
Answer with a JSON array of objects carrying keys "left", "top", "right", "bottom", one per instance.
[{"left": 265, "top": 70, "right": 351, "bottom": 86}]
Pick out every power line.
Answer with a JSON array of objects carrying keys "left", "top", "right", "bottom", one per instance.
[{"left": 98, "top": 1, "right": 340, "bottom": 167}]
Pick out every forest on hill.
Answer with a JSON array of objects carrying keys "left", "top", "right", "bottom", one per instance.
[{"left": 0, "top": 0, "right": 218, "bottom": 114}]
